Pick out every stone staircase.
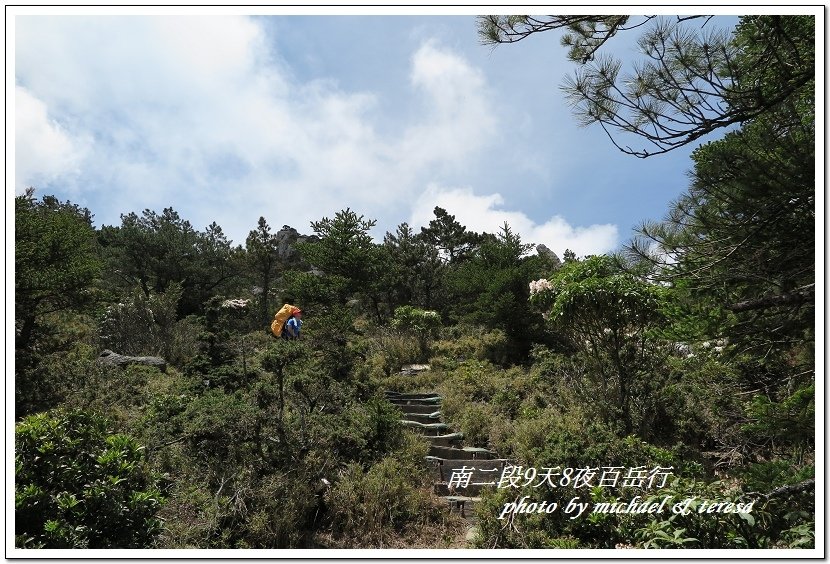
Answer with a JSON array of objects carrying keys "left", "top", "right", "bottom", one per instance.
[{"left": 385, "top": 382, "right": 507, "bottom": 525}]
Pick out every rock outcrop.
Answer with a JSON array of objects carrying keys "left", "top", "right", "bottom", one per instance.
[
  {"left": 536, "top": 244, "right": 562, "bottom": 269},
  {"left": 97, "top": 349, "right": 167, "bottom": 372},
  {"left": 274, "top": 226, "right": 319, "bottom": 262}
]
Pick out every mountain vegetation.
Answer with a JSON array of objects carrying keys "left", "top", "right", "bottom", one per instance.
[{"left": 14, "top": 14, "right": 814, "bottom": 550}]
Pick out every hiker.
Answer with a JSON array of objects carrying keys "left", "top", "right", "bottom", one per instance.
[
  {"left": 282, "top": 308, "right": 303, "bottom": 340},
  {"left": 270, "top": 303, "right": 304, "bottom": 340}
]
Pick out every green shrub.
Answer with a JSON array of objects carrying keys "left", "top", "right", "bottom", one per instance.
[
  {"left": 99, "top": 283, "right": 190, "bottom": 363},
  {"left": 65, "top": 363, "right": 169, "bottom": 432},
  {"left": 438, "top": 359, "right": 527, "bottom": 414},
  {"left": 519, "top": 410, "right": 686, "bottom": 472},
  {"left": 363, "top": 328, "right": 422, "bottom": 376},
  {"left": 377, "top": 368, "right": 445, "bottom": 395},
  {"left": 140, "top": 392, "right": 193, "bottom": 450},
  {"left": 392, "top": 305, "right": 441, "bottom": 335},
  {"left": 299, "top": 304, "right": 358, "bottom": 380},
  {"left": 778, "top": 519, "right": 815, "bottom": 549},
  {"left": 152, "top": 482, "right": 217, "bottom": 548},
  {"left": 325, "top": 457, "right": 438, "bottom": 547},
  {"left": 392, "top": 306, "right": 441, "bottom": 358},
  {"left": 310, "top": 397, "right": 406, "bottom": 464},
  {"left": 435, "top": 360, "right": 540, "bottom": 451},
  {"left": 202, "top": 364, "right": 258, "bottom": 392},
  {"left": 155, "top": 467, "right": 321, "bottom": 549},
  {"left": 454, "top": 402, "right": 498, "bottom": 448},
  {"left": 736, "top": 460, "right": 814, "bottom": 493},
  {"left": 16, "top": 342, "right": 101, "bottom": 418},
  {"left": 177, "top": 390, "right": 260, "bottom": 465},
  {"left": 742, "top": 384, "right": 814, "bottom": 449},
  {"left": 657, "top": 353, "right": 743, "bottom": 449},
  {"left": 15, "top": 410, "right": 164, "bottom": 548},
  {"left": 430, "top": 327, "right": 509, "bottom": 369},
  {"left": 241, "top": 471, "right": 320, "bottom": 548}
]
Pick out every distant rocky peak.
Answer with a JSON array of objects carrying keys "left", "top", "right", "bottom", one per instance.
[
  {"left": 274, "top": 225, "right": 318, "bottom": 264},
  {"left": 536, "top": 244, "right": 562, "bottom": 268}
]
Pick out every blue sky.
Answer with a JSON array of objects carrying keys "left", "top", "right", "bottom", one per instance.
[{"left": 14, "top": 11, "right": 741, "bottom": 257}]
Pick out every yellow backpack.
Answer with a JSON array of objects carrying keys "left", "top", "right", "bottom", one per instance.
[{"left": 270, "top": 304, "right": 300, "bottom": 337}]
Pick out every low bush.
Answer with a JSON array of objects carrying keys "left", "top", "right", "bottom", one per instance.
[
  {"left": 392, "top": 306, "right": 442, "bottom": 359},
  {"left": 16, "top": 342, "right": 102, "bottom": 418},
  {"left": 376, "top": 368, "right": 445, "bottom": 395},
  {"left": 430, "top": 327, "right": 509, "bottom": 369},
  {"left": 99, "top": 283, "right": 198, "bottom": 365},
  {"left": 437, "top": 360, "right": 535, "bottom": 449},
  {"left": 65, "top": 363, "right": 167, "bottom": 431},
  {"left": 325, "top": 456, "right": 443, "bottom": 547},
  {"left": 363, "top": 328, "right": 422, "bottom": 377},
  {"left": 15, "top": 409, "right": 164, "bottom": 548}
]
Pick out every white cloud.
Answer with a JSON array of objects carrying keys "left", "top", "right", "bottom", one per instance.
[
  {"left": 411, "top": 184, "right": 619, "bottom": 258},
  {"left": 14, "top": 17, "right": 499, "bottom": 243},
  {"left": 400, "top": 41, "right": 496, "bottom": 174},
  {"left": 15, "top": 86, "right": 90, "bottom": 192}
]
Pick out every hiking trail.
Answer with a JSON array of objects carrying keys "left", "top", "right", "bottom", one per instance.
[{"left": 385, "top": 364, "right": 509, "bottom": 543}]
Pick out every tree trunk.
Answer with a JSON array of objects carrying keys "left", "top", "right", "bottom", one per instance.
[
  {"left": 16, "top": 310, "right": 37, "bottom": 352},
  {"left": 611, "top": 331, "right": 632, "bottom": 435},
  {"left": 262, "top": 271, "right": 271, "bottom": 326},
  {"left": 727, "top": 284, "right": 814, "bottom": 312},
  {"left": 371, "top": 295, "right": 383, "bottom": 324},
  {"left": 278, "top": 367, "right": 285, "bottom": 424}
]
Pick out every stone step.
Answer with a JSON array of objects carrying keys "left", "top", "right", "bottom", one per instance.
[
  {"left": 403, "top": 411, "right": 442, "bottom": 423},
  {"left": 387, "top": 389, "right": 504, "bottom": 529},
  {"left": 426, "top": 433, "right": 464, "bottom": 447},
  {"left": 396, "top": 404, "right": 442, "bottom": 415},
  {"left": 428, "top": 446, "right": 498, "bottom": 460},
  {"left": 385, "top": 390, "right": 439, "bottom": 400},
  {"left": 434, "top": 481, "right": 493, "bottom": 497},
  {"left": 400, "top": 420, "right": 451, "bottom": 436},
  {"left": 444, "top": 496, "right": 482, "bottom": 520},
  {"left": 400, "top": 364, "right": 431, "bottom": 375},
  {"left": 438, "top": 458, "right": 508, "bottom": 472},
  {"left": 436, "top": 466, "right": 502, "bottom": 484},
  {"left": 388, "top": 397, "right": 442, "bottom": 406},
  {"left": 430, "top": 459, "right": 508, "bottom": 482}
]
